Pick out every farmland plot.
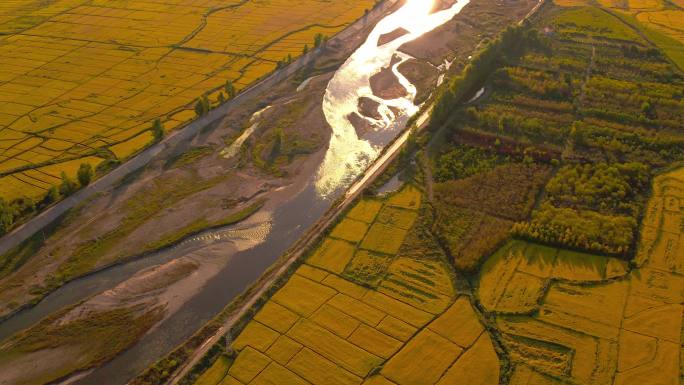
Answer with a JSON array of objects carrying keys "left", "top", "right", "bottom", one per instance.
[
  {"left": 550, "top": 0, "right": 684, "bottom": 69},
  {"left": 0, "top": 0, "right": 375, "bottom": 201}
]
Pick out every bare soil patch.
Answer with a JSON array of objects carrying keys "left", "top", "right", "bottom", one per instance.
[
  {"left": 358, "top": 97, "right": 383, "bottom": 120},
  {"left": 397, "top": 59, "right": 440, "bottom": 104},
  {"left": 370, "top": 55, "right": 408, "bottom": 100},
  {"left": 401, "top": 0, "right": 540, "bottom": 66},
  {"left": 378, "top": 27, "right": 409, "bottom": 46}
]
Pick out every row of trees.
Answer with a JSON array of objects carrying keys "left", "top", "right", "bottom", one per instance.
[
  {"left": 0, "top": 163, "right": 93, "bottom": 236},
  {"left": 512, "top": 205, "right": 636, "bottom": 257},
  {"left": 194, "top": 32, "right": 331, "bottom": 119},
  {"left": 462, "top": 104, "right": 569, "bottom": 146},
  {"left": 431, "top": 24, "right": 547, "bottom": 127},
  {"left": 433, "top": 143, "right": 506, "bottom": 182},
  {"left": 544, "top": 162, "right": 649, "bottom": 216}
]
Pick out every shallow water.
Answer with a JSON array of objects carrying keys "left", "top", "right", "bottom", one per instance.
[
  {"left": 376, "top": 173, "right": 405, "bottom": 195},
  {"left": 77, "top": 184, "right": 327, "bottom": 385},
  {"left": 0, "top": 215, "right": 271, "bottom": 342}
]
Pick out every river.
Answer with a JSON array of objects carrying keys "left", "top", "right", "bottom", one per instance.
[{"left": 0, "top": 1, "right": 469, "bottom": 384}]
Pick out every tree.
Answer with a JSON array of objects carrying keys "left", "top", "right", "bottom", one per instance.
[
  {"left": 152, "top": 118, "right": 164, "bottom": 142},
  {"left": 641, "top": 100, "right": 655, "bottom": 119},
  {"left": 77, "top": 163, "right": 94, "bottom": 186},
  {"left": 195, "top": 96, "right": 210, "bottom": 116},
  {"left": 45, "top": 186, "right": 60, "bottom": 204},
  {"left": 400, "top": 130, "right": 419, "bottom": 169},
  {"left": 225, "top": 80, "right": 236, "bottom": 99},
  {"left": 269, "top": 128, "right": 283, "bottom": 164},
  {"left": 195, "top": 98, "right": 205, "bottom": 116},
  {"left": 59, "top": 171, "right": 76, "bottom": 196},
  {"left": 0, "top": 198, "right": 16, "bottom": 235},
  {"left": 302, "top": 44, "right": 309, "bottom": 55},
  {"left": 218, "top": 92, "right": 226, "bottom": 104},
  {"left": 313, "top": 33, "right": 324, "bottom": 48},
  {"left": 202, "top": 95, "right": 210, "bottom": 111}
]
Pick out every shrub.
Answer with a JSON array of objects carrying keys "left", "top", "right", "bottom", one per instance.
[{"left": 77, "top": 163, "right": 94, "bottom": 187}]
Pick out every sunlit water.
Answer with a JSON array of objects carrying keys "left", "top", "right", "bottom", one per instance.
[{"left": 316, "top": 0, "right": 470, "bottom": 197}]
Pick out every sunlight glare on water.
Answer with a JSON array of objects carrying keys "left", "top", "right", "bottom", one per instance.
[{"left": 315, "top": 0, "right": 470, "bottom": 198}]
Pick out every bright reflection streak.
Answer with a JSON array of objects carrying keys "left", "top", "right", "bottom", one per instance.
[{"left": 315, "top": 0, "right": 470, "bottom": 198}]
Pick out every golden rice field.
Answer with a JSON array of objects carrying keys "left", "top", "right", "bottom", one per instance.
[
  {"left": 0, "top": 0, "right": 375, "bottom": 201},
  {"left": 191, "top": 185, "right": 501, "bottom": 385},
  {"left": 481, "top": 166, "right": 684, "bottom": 385},
  {"left": 636, "top": 10, "right": 684, "bottom": 43},
  {"left": 551, "top": 0, "right": 684, "bottom": 69}
]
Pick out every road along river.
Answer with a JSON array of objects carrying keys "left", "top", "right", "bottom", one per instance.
[{"left": 0, "top": 1, "right": 469, "bottom": 384}]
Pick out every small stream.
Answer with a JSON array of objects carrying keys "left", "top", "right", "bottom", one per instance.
[{"left": 0, "top": 1, "right": 471, "bottom": 384}]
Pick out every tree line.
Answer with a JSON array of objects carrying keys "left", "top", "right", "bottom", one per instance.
[
  {"left": 431, "top": 23, "right": 547, "bottom": 127},
  {"left": 0, "top": 162, "right": 94, "bottom": 236}
]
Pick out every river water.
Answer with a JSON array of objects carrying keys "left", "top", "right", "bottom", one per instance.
[
  {"left": 316, "top": 0, "right": 469, "bottom": 197},
  {"left": 0, "top": 1, "right": 469, "bottom": 384}
]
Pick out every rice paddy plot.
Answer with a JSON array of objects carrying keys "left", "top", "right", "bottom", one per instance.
[
  {"left": 385, "top": 185, "right": 422, "bottom": 210},
  {"left": 477, "top": 240, "right": 627, "bottom": 314},
  {"left": 271, "top": 274, "right": 337, "bottom": 317},
  {"left": 436, "top": 333, "right": 499, "bottom": 385},
  {"left": 347, "top": 199, "right": 383, "bottom": 224},
  {"left": 552, "top": 7, "right": 645, "bottom": 42},
  {"left": 636, "top": 10, "right": 684, "bottom": 43},
  {"left": 498, "top": 316, "right": 617, "bottom": 384},
  {"left": 360, "top": 223, "right": 408, "bottom": 255},
  {"left": 550, "top": 2, "right": 684, "bottom": 68},
  {"left": 381, "top": 329, "right": 463, "bottom": 385},
  {"left": 330, "top": 218, "right": 370, "bottom": 243},
  {"left": 344, "top": 250, "right": 393, "bottom": 286},
  {"left": 377, "top": 257, "right": 454, "bottom": 314},
  {"left": 307, "top": 238, "right": 356, "bottom": 274},
  {"left": 375, "top": 206, "right": 418, "bottom": 230},
  {"left": 194, "top": 355, "right": 233, "bottom": 385},
  {"left": 428, "top": 296, "right": 485, "bottom": 349},
  {"left": 380, "top": 296, "right": 500, "bottom": 385}
]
